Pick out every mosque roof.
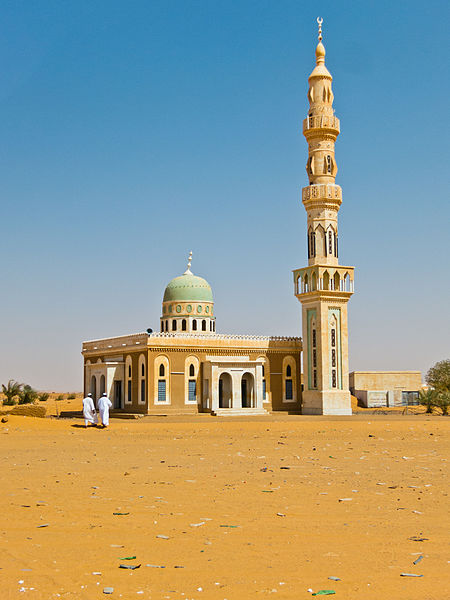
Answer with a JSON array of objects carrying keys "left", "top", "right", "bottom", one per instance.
[
  {"left": 163, "top": 272, "right": 213, "bottom": 303},
  {"left": 163, "top": 253, "right": 213, "bottom": 303}
]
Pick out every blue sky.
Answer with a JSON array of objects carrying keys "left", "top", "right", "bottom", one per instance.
[{"left": 0, "top": 0, "right": 448, "bottom": 390}]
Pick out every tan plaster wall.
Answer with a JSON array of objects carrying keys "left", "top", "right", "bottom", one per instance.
[
  {"left": 349, "top": 371, "right": 422, "bottom": 392},
  {"left": 83, "top": 335, "right": 302, "bottom": 415}
]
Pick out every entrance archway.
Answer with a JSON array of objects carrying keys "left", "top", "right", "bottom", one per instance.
[
  {"left": 219, "top": 372, "right": 232, "bottom": 408},
  {"left": 91, "top": 376, "right": 97, "bottom": 401},
  {"left": 241, "top": 372, "right": 255, "bottom": 408},
  {"left": 100, "top": 374, "right": 106, "bottom": 397}
]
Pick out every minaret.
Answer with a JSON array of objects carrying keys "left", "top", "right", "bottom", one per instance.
[{"left": 293, "top": 18, "right": 355, "bottom": 415}]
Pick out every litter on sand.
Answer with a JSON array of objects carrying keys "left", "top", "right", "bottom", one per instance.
[
  {"left": 413, "top": 555, "right": 424, "bottom": 565},
  {"left": 119, "top": 564, "right": 141, "bottom": 570},
  {"left": 338, "top": 498, "right": 352, "bottom": 502},
  {"left": 146, "top": 564, "right": 166, "bottom": 568},
  {"left": 113, "top": 512, "right": 129, "bottom": 516},
  {"left": 328, "top": 576, "right": 341, "bottom": 581},
  {"left": 37, "top": 524, "right": 50, "bottom": 528},
  {"left": 156, "top": 534, "right": 169, "bottom": 539},
  {"left": 119, "top": 556, "right": 136, "bottom": 560},
  {"left": 400, "top": 573, "right": 423, "bottom": 577},
  {"left": 408, "top": 536, "right": 429, "bottom": 542},
  {"left": 220, "top": 525, "right": 238, "bottom": 528},
  {"left": 103, "top": 588, "right": 114, "bottom": 594},
  {"left": 312, "top": 591, "right": 336, "bottom": 596}
]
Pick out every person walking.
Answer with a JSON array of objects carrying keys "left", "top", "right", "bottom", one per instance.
[
  {"left": 98, "top": 392, "right": 112, "bottom": 428},
  {"left": 82, "top": 393, "right": 98, "bottom": 427}
]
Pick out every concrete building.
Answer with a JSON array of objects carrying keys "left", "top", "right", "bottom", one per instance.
[{"left": 350, "top": 371, "right": 422, "bottom": 408}]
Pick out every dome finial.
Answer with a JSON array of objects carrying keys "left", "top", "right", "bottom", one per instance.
[
  {"left": 315, "top": 17, "right": 326, "bottom": 64},
  {"left": 317, "top": 16, "right": 323, "bottom": 42},
  {"left": 184, "top": 250, "right": 193, "bottom": 275}
]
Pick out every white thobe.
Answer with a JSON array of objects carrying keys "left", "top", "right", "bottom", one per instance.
[
  {"left": 82, "top": 396, "right": 98, "bottom": 426},
  {"left": 98, "top": 395, "right": 113, "bottom": 426}
]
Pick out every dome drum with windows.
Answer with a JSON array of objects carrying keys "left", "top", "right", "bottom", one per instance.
[{"left": 161, "top": 253, "right": 216, "bottom": 334}]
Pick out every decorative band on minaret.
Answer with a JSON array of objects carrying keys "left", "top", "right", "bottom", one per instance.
[{"left": 293, "top": 19, "right": 355, "bottom": 415}]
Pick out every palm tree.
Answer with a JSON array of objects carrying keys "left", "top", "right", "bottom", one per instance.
[
  {"left": 434, "top": 391, "right": 450, "bottom": 416},
  {"left": 18, "top": 385, "right": 38, "bottom": 405},
  {"left": 1, "top": 380, "right": 23, "bottom": 406},
  {"left": 418, "top": 388, "right": 437, "bottom": 414}
]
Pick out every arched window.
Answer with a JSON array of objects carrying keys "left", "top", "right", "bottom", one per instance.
[
  {"left": 155, "top": 356, "right": 169, "bottom": 404},
  {"left": 202, "top": 319, "right": 206, "bottom": 331},
  {"left": 165, "top": 320, "right": 169, "bottom": 332},
  {"left": 210, "top": 321, "right": 213, "bottom": 331},
  {"left": 125, "top": 356, "right": 132, "bottom": 404},
  {"left": 193, "top": 320, "right": 197, "bottom": 331},
  {"left": 328, "top": 230, "right": 333, "bottom": 254},
  {"left": 185, "top": 357, "right": 199, "bottom": 404},
  {"left": 182, "top": 319, "right": 187, "bottom": 331},
  {"left": 326, "top": 155, "right": 332, "bottom": 174},
  {"left": 309, "top": 231, "right": 316, "bottom": 257},
  {"left": 283, "top": 357, "right": 296, "bottom": 403},
  {"left": 335, "top": 235, "right": 338, "bottom": 257},
  {"left": 172, "top": 319, "right": 177, "bottom": 331},
  {"left": 139, "top": 355, "right": 146, "bottom": 404}
]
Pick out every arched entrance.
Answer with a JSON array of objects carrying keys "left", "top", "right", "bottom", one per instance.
[
  {"left": 91, "top": 376, "right": 97, "bottom": 401},
  {"left": 219, "top": 372, "right": 232, "bottom": 408},
  {"left": 100, "top": 374, "right": 106, "bottom": 397},
  {"left": 241, "top": 372, "right": 255, "bottom": 408}
]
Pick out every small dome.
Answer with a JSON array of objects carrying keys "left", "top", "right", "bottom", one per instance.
[{"left": 163, "top": 273, "right": 213, "bottom": 303}]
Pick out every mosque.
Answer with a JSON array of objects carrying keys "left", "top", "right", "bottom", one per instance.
[{"left": 82, "top": 20, "right": 354, "bottom": 416}]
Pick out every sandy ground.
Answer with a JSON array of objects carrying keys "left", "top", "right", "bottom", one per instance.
[{"left": 0, "top": 413, "right": 448, "bottom": 600}]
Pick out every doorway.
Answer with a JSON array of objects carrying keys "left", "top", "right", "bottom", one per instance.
[
  {"left": 241, "top": 373, "right": 254, "bottom": 408},
  {"left": 114, "top": 381, "right": 122, "bottom": 409},
  {"left": 219, "top": 372, "right": 232, "bottom": 408}
]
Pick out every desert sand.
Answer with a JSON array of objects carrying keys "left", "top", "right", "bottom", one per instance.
[{"left": 0, "top": 412, "right": 448, "bottom": 599}]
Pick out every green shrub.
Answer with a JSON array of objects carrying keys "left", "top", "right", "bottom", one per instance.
[
  {"left": 18, "top": 385, "right": 39, "bottom": 405},
  {"left": 38, "top": 392, "right": 50, "bottom": 402},
  {"left": 55, "top": 394, "right": 64, "bottom": 402},
  {"left": 1, "top": 380, "right": 23, "bottom": 405},
  {"left": 434, "top": 391, "right": 450, "bottom": 416},
  {"left": 67, "top": 393, "right": 76, "bottom": 400},
  {"left": 426, "top": 359, "right": 450, "bottom": 392}
]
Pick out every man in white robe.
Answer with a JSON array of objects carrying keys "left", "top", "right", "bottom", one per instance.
[
  {"left": 82, "top": 393, "right": 98, "bottom": 427},
  {"left": 98, "top": 392, "right": 113, "bottom": 428}
]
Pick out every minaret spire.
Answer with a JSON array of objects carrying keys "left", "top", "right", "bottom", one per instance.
[
  {"left": 317, "top": 16, "right": 323, "bottom": 42},
  {"left": 184, "top": 250, "right": 193, "bottom": 275},
  {"left": 292, "top": 20, "right": 355, "bottom": 416}
]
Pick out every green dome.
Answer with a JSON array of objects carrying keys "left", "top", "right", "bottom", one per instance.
[{"left": 163, "top": 272, "right": 213, "bottom": 303}]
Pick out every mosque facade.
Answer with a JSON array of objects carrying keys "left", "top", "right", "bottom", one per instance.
[
  {"left": 82, "top": 21, "right": 353, "bottom": 416},
  {"left": 82, "top": 254, "right": 302, "bottom": 416}
]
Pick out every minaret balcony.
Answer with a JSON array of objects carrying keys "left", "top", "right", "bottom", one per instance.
[
  {"left": 302, "top": 184, "right": 342, "bottom": 210},
  {"left": 303, "top": 115, "right": 340, "bottom": 136},
  {"left": 293, "top": 265, "right": 354, "bottom": 297}
]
